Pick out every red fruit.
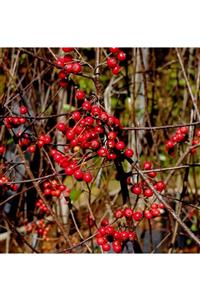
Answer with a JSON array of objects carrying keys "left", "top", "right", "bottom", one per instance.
[
  {"left": 83, "top": 172, "right": 93, "bottom": 183},
  {"left": 66, "top": 130, "right": 75, "bottom": 140},
  {"left": 65, "top": 63, "right": 73, "bottom": 73},
  {"left": 148, "top": 171, "right": 157, "bottom": 178},
  {"left": 75, "top": 89, "right": 85, "bottom": 101},
  {"left": 62, "top": 48, "right": 74, "bottom": 52},
  {"left": 86, "top": 215, "right": 94, "bottom": 227},
  {"left": 107, "top": 131, "right": 117, "bottom": 140},
  {"left": 107, "top": 153, "right": 117, "bottom": 160},
  {"left": 106, "top": 139, "right": 115, "bottom": 148},
  {"left": 65, "top": 166, "right": 74, "bottom": 176},
  {"left": 82, "top": 100, "right": 92, "bottom": 111},
  {"left": 99, "top": 227, "right": 106, "bottom": 236},
  {"left": 144, "top": 189, "right": 153, "bottom": 197},
  {"left": 59, "top": 79, "right": 68, "bottom": 88},
  {"left": 107, "top": 57, "right": 117, "bottom": 68},
  {"left": 159, "top": 203, "right": 165, "bottom": 209},
  {"left": 117, "top": 51, "right": 126, "bottom": 61},
  {"left": 151, "top": 208, "right": 161, "bottom": 217},
  {"left": 115, "top": 141, "right": 125, "bottom": 151},
  {"left": 101, "top": 218, "right": 109, "bottom": 227},
  {"left": 19, "top": 106, "right": 28, "bottom": 114},
  {"left": 166, "top": 140, "right": 175, "bottom": 149},
  {"left": 44, "top": 135, "right": 51, "bottom": 144},
  {"left": 44, "top": 188, "right": 51, "bottom": 195},
  {"left": 102, "top": 243, "right": 111, "bottom": 252},
  {"left": 55, "top": 57, "right": 65, "bottom": 67},
  {"left": 105, "top": 225, "right": 115, "bottom": 236},
  {"left": 180, "top": 126, "right": 188, "bottom": 134},
  {"left": 133, "top": 211, "right": 143, "bottom": 221},
  {"left": 72, "top": 62, "right": 82, "bottom": 74},
  {"left": 124, "top": 207, "right": 133, "bottom": 218},
  {"left": 0, "top": 145, "right": 6, "bottom": 155},
  {"left": 74, "top": 169, "right": 83, "bottom": 180},
  {"left": 109, "top": 48, "right": 119, "bottom": 54},
  {"left": 113, "top": 231, "right": 121, "bottom": 240},
  {"left": 121, "top": 231, "right": 129, "bottom": 241},
  {"left": 91, "top": 105, "right": 102, "bottom": 116},
  {"left": 114, "top": 209, "right": 123, "bottom": 219},
  {"left": 37, "top": 140, "right": 44, "bottom": 148},
  {"left": 128, "top": 231, "right": 136, "bottom": 241},
  {"left": 96, "top": 237, "right": 106, "bottom": 246},
  {"left": 112, "top": 243, "right": 122, "bottom": 253},
  {"left": 124, "top": 148, "right": 134, "bottom": 158},
  {"left": 112, "top": 65, "right": 120, "bottom": 75},
  {"left": 131, "top": 185, "right": 142, "bottom": 195},
  {"left": 155, "top": 181, "right": 165, "bottom": 192},
  {"left": 195, "top": 129, "right": 200, "bottom": 137},
  {"left": 176, "top": 133, "right": 185, "bottom": 142},
  {"left": 90, "top": 139, "right": 100, "bottom": 149},
  {"left": 143, "top": 161, "right": 152, "bottom": 170},
  {"left": 27, "top": 145, "right": 36, "bottom": 153},
  {"left": 72, "top": 111, "right": 81, "bottom": 121},
  {"left": 58, "top": 70, "right": 66, "bottom": 79},
  {"left": 97, "top": 147, "right": 108, "bottom": 157},
  {"left": 85, "top": 116, "right": 94, "bottom": 126},
  {"left": 100, "top": 112, "right": 108, "bottom": 122},
  {"left": 144, "top": 210, "right": 153, "bottom": 219},
  {"left": 58, "top": 184, "right": 66, "bottom": 192},
  {"left": 151, "top": 203, "right": 158, "bottom": 209}
]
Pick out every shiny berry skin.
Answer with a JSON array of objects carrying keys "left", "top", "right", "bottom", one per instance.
[
  {"left": 102, "top": 243, "right": 111, "bottom": 252},
  {"left": 107, "top": 153, "right": 117, "bottom": 160},
  {"left": 151, "top": 208, "right": 161, "bottom": 217},
  {"left": 107, "top": 57, "right": 117, "bottom": 68},
  {"left": 82, "top": 100, "right": 92, "bottom": 111},
  {"left": 112, "top": 243, "right": 122, "bottom": 253},
  {"left": 105, "top": 225, "right": 115, "bottom": 236},
  {"left": 131, "top": 185, "right": 142, "bottom": 195},
  {"left": 96, "top": 237, "right": 106, "bottom": 245},
  {"left": 101, "top": 218, "right": 109, "bottom": 227},
  {"left": 0, "top": 145, "right": 6, "bottom": 155},
  {"left": 65, "top": 166, "right": 74, "bottom": 175},
  {"left": 151, "top": 203, "right": 158, "bottom": 209},
  {"left": 121, "top": 231, "right": 129, "bottom": 241},
  {"left": 117, "top": 51, "right": 126, "bottom": 61},
  {"left": 143, "top": 161, "right": 152, "bottom": 170},
  {"left": 75, "top": 89, "right": 85, "bottom": 100},
  {"left": 90, "top": 139, "right": 100, "bottom": 149},
  {"left": 56, "top": 122, "right": 66, "bottom": 132},
  {"left": 133, "top": 211, "right": 143, "bottom": 221},
  {"left": 155, "top": 181, "right": 165, "bottom": 192},
  {"left": 159, "top": 203, "right": 165, "bottom": 209},
  {"left": 106, "top": 139, "right": 115, "bottom": 148},
  {"left": 62, "top": 48, "right": 74, "bottom": 52},
  {"left": 97, "top": 147, "right": 108, "bottom": 157},
  {"left": 128, "top": 231, "right": 136, "bottom": 241},
  {"left": 114, "top": 209, "right": 123, "bottom": 219},
  {"left": 124, "top": 148, "right": 134, "bottom": 158},
  {"left": 124, "top": 207, "right": 133, "bottom": 218},
  {"left": 144, "top": 210, "right": 153, "bottom": 219},
  {"left": 19, "top": 106, "right": 28, "bottom": 114},
  {"left": 144, "top": 189, "right": 153, "bottom": 197},
  {"left": 72, "top": 111, "right": 81, "bottom": 121},
  {"left": 27, "top": 145, "right": 36, "bottom": 153},
  {"left": 83, "top": 172, "right": 93, "bottom": 183},
  {"left": 148, "top": 171, "right": 157, "bottom": 178},
  {"left": 109, "top": 48, "right": 119, "bottom": 54},
  {"left": 74, "top": 169, "right": 83, "bottom": 180},
  {"left": 176, "top": 133, "right": 185, "bottom": 142},
  {"left": 72, "top": 62, "right": 82, "bottom": 74},
  {"left": 115, "top": 141, "right": 125, "bottom": 151},
  {"left": 58, "top": 184, "right": 66, "bottom": 192},
  {"left": 65, "top": 63, "right": 73, "bottom": 73},
  {"left": 195, "top": 129, "right": 200, "bottom": 137},
  {"left": 112, "top": 65, "right": 120, "bottom": 75},
  {"left": 107, "top": 132, "right": 117, "bottom": 140},
  {"left": 58, "top": 71, "right": 66, "bottom": 79},
  {"left": 166, "top": 140, "right": 175, "bottom": 149},
  {"left": 180, "top": 126, "right": 188, "bottom": 134}
]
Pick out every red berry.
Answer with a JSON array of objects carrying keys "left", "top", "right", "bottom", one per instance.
[
  {"left": 96, "top": 237, "right": 106, "bottom": 246},
  {"left": 102, "top": 243, "right": 111, "bottom": 252},
  {"left": 101, "top": 218, "right": 109, "bottom": 227},
  {"left": 107, "top": 131, "right": 117, "bottom": 140},
  {"left": 144, "top": 210, "right": 153, "bottom": 219},
  {"left": 82, "top": 100, "right": 92, "bottom": 111},
  {"left": 124, "top": 207, "right": 133, "bottom": 218},
  {"left": 62, "top": 48, "right": 74, "bottom": 52},
  {"left": 65, "top": 166, "right": 74, "bottom": 176},
  {"left": 114, "top": 209, "right": 123, "bottom": 219},
  {"left": 109, "top": 48, "right": 119, "bottom": 54},
  {"left": 144, "top": 189, "right": 153, "bottom": 197},
  {"left": 72, "top": 62, "right": 82, "bottom": 74},
  {"left": 143, "top": 161, "right": 152, "bottom": 170},
  {"left": 117, "top": 51, "right": 126, "bottom": 61},
  {"left": 72, "top": 111, "right": 81, "bottom": 121},
  {"left": 128, "top": 231, "right": 136, "bottom": 241},
  {"left": 27, "top": 145, "right": 36, "bottom": 153},
  {"left": 0, "top": 145, "right": 6, "bottom": 155},
  {"left": 107, "top": 57, "right": 117, "bottom": 68},
  {"left": 124, "top": 148, "right": 134, "bottom": 158},
  {"left": 97, "top": 147, "right": 108, "bottom": 157},
  {"left": 115, "top": 141, "right": 125, "bottom": 151},
  {"left": 112, "top": 65, "right": 121, "bottom": 75},
  {"left": 74, "top": 169, "right": 83, "bottom": 180},
  {"left": 112, "top": 243, "right": 122, "bottom": 253},
  {"left": 75, "top": 89, "right": 85, "bottom": 100},
  {"left": 19, "top": 106, "right": 28, "bottom": 114},
  {"left": 180, "top": 126, "right": 188, "bottom": 134},
  {"left": 148, "top": 171, "right": 157, "bottom": 178},
  {"left": 83, "top": 172, "right": 93, "bottom": 183},
  {"left": 131, "top": 185, "right": 142, "bottom": 195},
  {"left": 133, "top": 211, "right": 143, "bottom": 221}
]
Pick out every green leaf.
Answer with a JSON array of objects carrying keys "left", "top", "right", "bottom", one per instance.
[{"left": 70, "top": 189, "right": 82, "bottom": 202}]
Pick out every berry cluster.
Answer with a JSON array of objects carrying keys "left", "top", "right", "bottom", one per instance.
[
  {"left": 165, "top": 126, "right": 188, "bottom": 154},
  {"left": 130, "top": 161, "right": 166, "bottom": 197},
  {"left": 55, "top": 48, "right": 82, "bottom": 87},
  {"left": 107, "top": 48, "right": 126, "bottom": 75},
  {"left": 4, "top": 116, "right": 26, "bottom": 128},
  {"left": 0, "top": 174, "right": 18, "bottom": 191}
]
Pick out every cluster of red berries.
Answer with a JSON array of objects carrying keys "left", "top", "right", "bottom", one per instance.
[
  {"left": 96, "top": 220, "right": 136, "bottom": 253},
  {"left": 165, "top": 126, "right": 188, "bottom": 154},
  {"left": 130, "top": 161, "right": 166, "bottom": 197},
  {"left": 106, "top": 48, "right": 126, "bottom": 75},
  {"left": 4, "top": 116, "right": 26, "bottom": 128},
  {"left": 53, "top": 90, "right": 134, "bottom": 182},
  {"left": 25, "top": 219, "right": 50, "bottom": 240},
  {"left": 55, "top": 48, "right": 82, "bottom": 87},
  {"left": 190, "top": 129, "right": 200, "bottom": 154},
  {"left": 0, "top": 174, "right": 18, "bottom": 191}
]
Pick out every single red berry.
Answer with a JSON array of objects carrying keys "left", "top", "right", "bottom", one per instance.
[
  {"left": 143, "top": 161, "right": 152, "bottom": 170},
  {"left": 131, "top": 185, "right": 142, "bottom": 195},
  {"left": 124, "top": 207, "right": 133, "bottom": 218},
  {"left": 166, "top": 140, "right": 175, "bottom": 149},
  {"left": 107, "top": 57, "right": 117, "bottom": 68},
  {"left": 144, "top": 210, "right": 153, "bottom": 219},
  {"left": 82, "top": 100, "right": 92, "bottom": 111},
  {"left": 65, "top": 166, "right": 74, "bottom": 176},
  {"left": 144, "top": 188, "right": 153, "bottom": 197},
  {"left": 74, "top": 169, "right": 83, "bottom": 180},
  {"left": 124, "top": 148, "right": 134, "bottom": 158},
  {"left": 62, "top": 48, "right": 74, "bottom": 52},
  {"left": 112, "top": 243, "right": 122, "bottom": 253},
  {"left": 148, "top": 171, "right": 157, "bottom": 178},
  {"left": 155, "top": 181, "right": 165, "bottom": 192},
  {"left": 72, "top": 111, "right": 81, "bottom": 121},
  {"left": 133, "top": 211, "right": 143, "bottom": 221},
  {"left": 107, "top": 131, "right": 117, "bottom": 140},
  {"left": 115, "top": 141, "right": 125, "bottom": 151},
  {"left": 128, "top": 231, "right": 136, "bottom": 241},
  {"left": 105, "top": 225, "right": 115, "bottom": 236},
  {"left": 75, "top": 89, "right": 85, "bottom": 101},
  {"left": 96, "top": 237, "right": 107, "bottom": 246},
  {"left": 0, "top": 145, "right": 6, "bottom": 155},
  {"left": 101, "top": 218, "right": 109, "bottom": 227},
  {"left": 114, "top": 209, "right": 123, "bottom": 219},
  {"left": 117, "top": 51, "right": 126, "bottom": 61},
  {"left": 102, "top": 243, "right": 111, "bottom": 252},
  {"left": 180, "top": 126, "right": 188, "bottom": 134},
  {"left": 97, "top": 147, "right": 108, "bottom": 157},
  {"left": 58, "top": 70, "right": 66, "bottom": 79},
  {"left": 107, "top": 153, "right": 117, "bottom": 160},
  {"left": 151, "top": 208, "right": 161, "bottom": 217},
  {"left": 19, "top": 106, "right": 28, "bottom": 114},
  {"left": 159, "top": 203, "right": 165, "bottom": 209},
  {"left": 112, "top": 65, "right": 121, "bottom": 75},
  {"left": 83, "top": 172, "right": 93, "bottom": 183},
  {"left": 195, "top": 129, "right": 200, "bottom": 137},
  {"left": 109, "top": 48, "right": 119, "bottom": 54},
  {"left": 99, "top": 227, "right": 106, "bottom": 236},
  {"left": 151, "top": 203, "right": 158, "bottom": 209},
  {"left": 27, "top": 145, "right": 36, "bottom": 153},
  {"left": 72, "top": 62, "right": 82, "bottom": 74}
]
